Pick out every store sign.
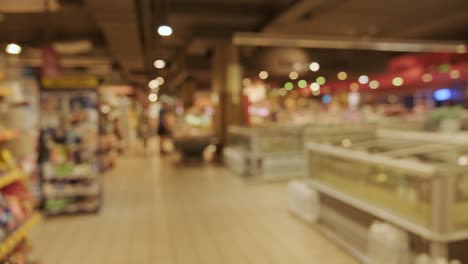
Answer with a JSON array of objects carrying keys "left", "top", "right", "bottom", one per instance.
[
  {"left": 41, "top": 76, "right": 99, "bottom": 89},
  {"left": 42, "top": 45, "right": 62, "bottom": 77}
]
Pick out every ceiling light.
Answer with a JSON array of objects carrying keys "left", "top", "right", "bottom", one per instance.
[
  {"left": 369, "top": 80, "right": 380, "bottom": 89},
  {"left": 422, "top": 73, "right": 433, "bottom": 82},
  {"left": 154, "top": 59, "right": 166, "bottom": 69},
  {"left": 358, "top": 75, "right": 369, "bottom": 84},
  {"left": 309, "top": 62, "right": 320, "bottom": 72},
  {"left": 337, "top": 71, "right": 348, "bottom": 80},
  {"left": 158, "top": 25, "right": 173, "bottom": 36},
  {"left": 298, "top": 80, "right": 307, "bottom": 88},
  {"left": 450, "top": 69, "right": 460, "bottom": 79},
  {"left": 148, "top": 80, "right": 159, "bottom": 89},
  {"left": 289, "top": 71, "right": 299, "bottom": 80},
  {"left": 392, "top": 77, "right": 404, "bottom": 87},
  {"left": 5, "top": 43, "right": 21, "bottom": 55},
  {"left": 259, "top": 71, "right": 269, "bottom": 80},
  {"left": 310, "top": 82, "right": 320, "bottom": 92},
  {"left": 148, "top": 93, "right": 158, "bottom": 102},
  {"left": 156, "top": 77, "right": 165, "bottom": 85}
]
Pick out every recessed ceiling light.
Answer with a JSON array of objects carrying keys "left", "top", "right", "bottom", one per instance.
[
  {"left": 148, "top": 93, "right": 158, "bottom": 102},
  {"left": 5, "top": 43, "right": 21, "bottom": 55},
  {"left": 158, "top": 25, "right": 173, "bottom": 36},
  {"left": 156, "top": 76, "right": 165, "bottom": 85},
  {"left": 309, "top": 62, "right": 320, "bottom": 72},
  {"left": 154, "top": 59, "right": 166, "bottom": 69},
  {"left": 148, "top": 80, "right": 159, "bottom": 89},
  {"left": 259, "top": 71, "right": 269, "bottom": 80}
]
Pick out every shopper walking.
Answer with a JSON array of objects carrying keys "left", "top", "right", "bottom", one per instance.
[
  {"left": 137, "top": 105, "right": 151, "bottom": 156},
  {"left": 158, "top": 102, "right": 172, "bottom": 155}
]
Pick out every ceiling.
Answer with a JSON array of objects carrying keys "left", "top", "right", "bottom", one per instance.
[{"left": 0, "top": 0, "right": 467, "bottom": 90}]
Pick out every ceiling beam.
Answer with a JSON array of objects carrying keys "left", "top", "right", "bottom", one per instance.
[
  {"left": 233, "top": 32, "right": 467, "bottom": 53},
  {"left": 85, "top": 0, "right": 144, "bottom": 81},
  {"left": 171, "top": 1, "right": 274, "bottom": 17},
  {"left": 262, "top": 0, "right": 324, "bottom": 32},
  {"left": 387, "top": 7, "right": 468, "bottom": 39}
]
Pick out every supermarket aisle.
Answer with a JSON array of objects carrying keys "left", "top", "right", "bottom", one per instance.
[{"left": 30, "top": 154, "right": 357, "bottom": 264}]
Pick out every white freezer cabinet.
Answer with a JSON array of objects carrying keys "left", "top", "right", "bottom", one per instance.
[{"left": 306, "top": 138, "right": 468, "bottom": 262}]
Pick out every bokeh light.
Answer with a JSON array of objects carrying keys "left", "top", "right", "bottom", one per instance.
[
  {"left": 369, "top": 80, "right": 380, "bottom": 89},
  {"left": 289, "top": 71, "right": 299, "bottom": 80},
  {"left": 156, "top": 76, "right": 165, "bottom": 85},
  {"left": 422, "top": 73, "right": 433, "bottom": 83},
  {"left": 259, "top": 71, "right": 269, "bottom": 80},
  {"left": 309, "top": 62, "right": 320, "bottom": 72},
  {"left": 298, "top": 80, "right": 307, "bottom": 88},
  {"left": 349, "top": 82, "right": 359, "bottom": 91},
  {"left": 450, "top": 69, "right": 461, "bottom": 79},
  {"left": 392, "top": 77, "right": 404, "bottom": 87},
  {"left": 310, "top": 82, "right": 320, "bottom": 92},
  {"left": 154, "top": 59, "right": 166, "bottom": 69},
  {"left": 148, "top": 93, "right": 158, "bottom": 102},
  {"left": 337, "top": 72, "right": 348, "bottom": 80},
  {"left": 158, "top": 25, "right": 173, "bottom": 36},
  {"left": 148, "top": 80, "right": 159, "bottom": 89},
  {"left": 358, "top": 75, "right": 369, "bottom": 84},
  {"left": 243, "top": 78, "right": 252, "bottom": 86},
  {"left": 284, "top": 82, "right": 294, "bottom": 90},
  {"left": 5, "top": 43, "right": 21, "bottom": 55},
  {"left": 316, "top": 76, "right": 326, "bottom": 85}
]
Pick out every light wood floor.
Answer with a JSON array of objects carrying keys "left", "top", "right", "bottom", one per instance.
[{"left": 30, "top": 153, "right": 358, "bottom": 264}]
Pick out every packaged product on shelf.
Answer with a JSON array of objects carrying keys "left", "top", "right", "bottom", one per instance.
[{"left": 39, "top": 87, "right": 102, "bottom": 216}]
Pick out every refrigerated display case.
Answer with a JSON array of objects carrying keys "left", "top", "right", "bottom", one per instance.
[
  {"left": 224, "top": 125, "right": 306, "bottom": 181},
  {"left": 305, "top": 130, "right": 468, "bottom": 262}
]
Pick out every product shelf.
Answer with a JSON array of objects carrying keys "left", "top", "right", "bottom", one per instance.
[
  {"left": 0, "top": 130, "right": 18, "bottom": 142},
  {"left": 0, "top": 212, "right": 41, "bottom": 260},
  {"left": 0, "top": 169, "right": 27, "bottom": 189}
]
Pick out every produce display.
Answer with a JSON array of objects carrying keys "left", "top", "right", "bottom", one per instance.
[{"left": 39, "top": 90, "right": 101, "bottom": 215}]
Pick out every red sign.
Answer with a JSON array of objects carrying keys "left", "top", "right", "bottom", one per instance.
[{"left": 41, "top": 45, "right": 62, "bottom": 77}]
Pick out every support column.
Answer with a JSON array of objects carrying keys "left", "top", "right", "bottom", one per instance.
[{"left": 212, "top": 44, "right": 243, "bottom": 148}]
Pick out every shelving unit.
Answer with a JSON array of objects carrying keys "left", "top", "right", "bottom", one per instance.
[
  {"left": 0, "top": 59, "right": 41, "bottom": 262},
  {"left": 0, "top": 130, "right": 18, "bottom": 142},
  {"left": 0, "top": 169, "right": 28, "bottom": 189},
  {"left": 0, "top": 212, "right": 41, "bottom": 260},
  {"left": 39, "top": 79, "right": 102, "bottom": 216}
]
